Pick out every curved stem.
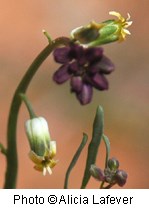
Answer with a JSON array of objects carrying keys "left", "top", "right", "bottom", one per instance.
[
  {"left": 4, "top": 37, "right": 70, "bottom": 188},
  {"left": 64, "top": 133, "right": 88, "bottom": 189},
  {"left": 20, "top": 93, "right": 37, "bottom": 119}
]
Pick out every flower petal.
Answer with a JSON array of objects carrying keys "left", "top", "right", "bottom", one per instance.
[
  {"left": 90, "top": 73, "right": 109, "bottom": 90},
  {"left": 43, "top": 167, "right": 47, "bottom": 176},
  {"left": 109, "top": 11, "right": 125, "bottom": 22},
  {"left": 53, "top": 47, "right": 71, "bottom": 63},
  {"left": 123, "top": 28, "right": 131, "bottom": 35},
  {"left": 34, "top": 164, "right": 43, "bottom": 172},
  {"left": 85, "top": 47, "right": 103, "bottom": 63},
  {"left": 98, "top": 56, "right": 115, "bottom": 74},
  {"left": 88, "top": 55, "right": 114, "bottom": 75},
  {"left": 28, "top": 150, "right": 44, "bottom": 164},
  {"left": 69, "top": 44, "right": 86, "bottom": 65},
  {"left": 69, "top": 61, "right": 81, "bottom": 74},
  {"left": 53, "top": 64, "right": 70, "bottom": 84},
  {"left": 46, "top": 166, "right": 52, "bottom": 175},
  {"left": 76, "top": 83, "right": 93, "bottom": 105},
  {"left": 25, "top": 118, "right": 50, "bottom": 156},
  {"left": 48, "top": 159, "right": 58, "bottom": 168},
  {"left": 49, "top": 141, "right": 56, "bottom": 158},
  {"left": 70, "top": 76, "right": 83, "bottom": 93}
]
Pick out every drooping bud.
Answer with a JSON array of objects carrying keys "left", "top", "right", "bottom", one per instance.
[
  {"left": 90, "top": 164, "right": 105, "bottom": 181},
  {"left": 25, "top": 117, "right": 51, "bottom": 157},
  {"left": 25, "top": 117, "right": 57, "bottom": 175},
  {"left": 70, "top": 11, "right": 132, "bottom": 47}
]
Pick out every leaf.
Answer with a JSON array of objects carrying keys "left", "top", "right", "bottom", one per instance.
[{"left": 81, "top": 105, "right": 104, "bottom": 188}]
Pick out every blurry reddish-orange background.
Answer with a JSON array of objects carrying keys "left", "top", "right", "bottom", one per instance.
[{"left": 0, "top": 0, "right": 149, "bottom": 188}]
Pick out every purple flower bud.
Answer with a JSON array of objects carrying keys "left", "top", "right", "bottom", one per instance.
[
  {"left": 70, "top": 76, "right": 83, "bottom": 93},
  {"left": 104, "top": 168, "right": 114, "bottom": 184},
  {"left": 115, "top": 170, "right": 128, "bottom": 187},
  {"left": 76, "top": 83, "right": 93, "bottom": 105},
  {"left": 90, "top": 165, "right": 105, "bottom": 181},
  {"left": 53, "top": 64, "right": 70, "bottom": 84},
  {"left": 108, "top": 157, "right": 119, "bottom": 171}
]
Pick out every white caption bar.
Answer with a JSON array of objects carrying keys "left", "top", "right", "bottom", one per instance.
[{"left": 0, "top": 189, "right": 148, "bottom": 211}]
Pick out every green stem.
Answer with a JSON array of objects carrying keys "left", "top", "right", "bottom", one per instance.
[
  {"left": 64, "top": 133, "right": 88, "bottom": 189},
  {"left": 102, "top": 183, "right": 116, "bottom": 189},
  {"left": 4, "top": 37, "right": 70, "bottom": 188},
  {"left": 100, "top": 181, "right": 105, "bottom": 189},
  {"left": 20, "top": 93, "right": 37, "bottom": 119}
]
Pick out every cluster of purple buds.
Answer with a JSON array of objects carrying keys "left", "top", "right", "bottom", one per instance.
[
  {"left": 90, "top": 157, "right": 128, "bottom": 187},
  {"left": 53, "top": 43, "right": 114, "bottom": 105}
]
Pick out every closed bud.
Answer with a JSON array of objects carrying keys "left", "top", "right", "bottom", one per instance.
[
  {"left": 115, "top": 170, "right": 128, "bottom": 187},
  {"left": 90, "top": 164, "right": 105, "bottom": 181},
  {"left": 108, "top": 157, "right": 119, "bottom": 171}
]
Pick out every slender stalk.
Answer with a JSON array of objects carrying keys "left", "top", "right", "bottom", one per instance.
[
  {"left": 64, "top": 133, "right": 88, "bottom": 189},
  {"left": 100, "top": 181, "right": 105, "bottom": 189},
  {"left": 20, "top": 93, "right": 37, "bottom": 119},
  {"left": 4, "top": 37, "right": 70, "bottom": 188}
]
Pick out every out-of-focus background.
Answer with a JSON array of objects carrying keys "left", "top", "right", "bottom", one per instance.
[{"left": 0, "top": 0, "right": 149, "bottom": 189}]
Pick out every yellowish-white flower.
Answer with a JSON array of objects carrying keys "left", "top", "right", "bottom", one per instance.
[
  {"left": 70, "top": 11, "right": 132, "bottom": 47},
  {"left": 25, "top": 117, "right": 57, "bottom": 175}
]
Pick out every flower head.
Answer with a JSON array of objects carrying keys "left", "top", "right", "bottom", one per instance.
[
  {"left": 53, "top": 43, "right": 114, "bottom": 105},
  {"left": 25, "top": 117, "right": 57, "bottom": 175}
]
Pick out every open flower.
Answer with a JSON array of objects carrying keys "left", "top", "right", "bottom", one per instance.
[
  {"left": 53, "top": 43, "right": 114, "bottom": 105},
  {"left": 25, "top": 117, "right": 57, "bottom": 175}
]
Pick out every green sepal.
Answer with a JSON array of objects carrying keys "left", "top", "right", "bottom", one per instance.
[{"left": 87, "top": 23, "right": 119, "bottom": 47}]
